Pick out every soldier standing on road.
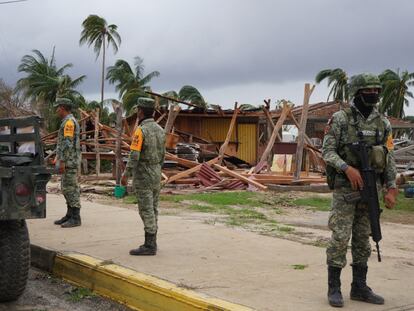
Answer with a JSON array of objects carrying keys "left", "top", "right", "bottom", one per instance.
[
  {"left": 322, "top": 73, "right": 398, "bottom": 307},
  {"left": 53, "top": 98, "right": 82, "bottom": 228},
  {"left": 121, "top": 97, "right": 165, "bottom": 256}
]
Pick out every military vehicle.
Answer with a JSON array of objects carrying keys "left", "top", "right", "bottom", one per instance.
[{"left": 0, "top": 116, "right": 51, "bottom": 301}]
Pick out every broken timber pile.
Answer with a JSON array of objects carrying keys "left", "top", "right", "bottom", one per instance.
[{"left": 41, "top": 86, "right": 327, "bottom": 192}]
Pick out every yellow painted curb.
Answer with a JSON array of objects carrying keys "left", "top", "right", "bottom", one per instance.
[{"left": 53, "top": 253, "right": 254, "bottom": 311}]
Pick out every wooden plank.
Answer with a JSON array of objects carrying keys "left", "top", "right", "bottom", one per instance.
[
  {"left": 213, "top": 164, "right": 267, "bottom": 190},
  {"left": 81, "top": 119, "right": 88, "bottom": 175},
  {"left": 156, "top": 112, "right": 167, "bottom": 124},
  {"left": 94, "top": 108, "right": 100, "bottom": 176},
  {"left": 262, "top": 106, "right": 282, "bottom": 141},
  {"left": 218, "top": 104, "right": 239, "bottom": 164},
  {"left": 394, "top": 144, "right": 414, "bottom": 155},
  {"left": 164, "top": 104, "right": 181, "bottom": 134},
  {"left": 145, "top": 91, "right": 200, "bottom": 108},
  {"left": 254, "top": 103, "right": 291, "bottom": 174},
  {"left": 166, "top": 157, "right": 220, "bottom": 184},
  {"left": 113, "top": 102, "right": 123, "bottom": 184},
  {"left": 288, "top": 110, "right": 313, "bottom": 146},
  {"left": 293, "top": 83, "right": 315, "bottom": 182},
  {"left": 165, "top": 152, "right": 199, "bottom": 168}
]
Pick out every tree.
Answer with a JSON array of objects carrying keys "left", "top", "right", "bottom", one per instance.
[
  {"left": 80, "top": 99, "right": 116, "bottom": 126},
  {"left": 379, "top": 69, "right": 414, "bottom": 118},
  {"left": 315, "top": 68, "right": 349, "bottom": 102},
  {"left": 15, "top": 49, "right": 86, "bottom": 130},
  {"left": 0, "top": 79, "right": 30, "bottom": 117},
  {"left": 80, "top": 14, "right": 121, "bottom": 103},
  {"left": 106, "top": 57, "right": 159, "bottom": 114},
  {"left": 160, "top": 85, "right": 207, "bottom": 110}
]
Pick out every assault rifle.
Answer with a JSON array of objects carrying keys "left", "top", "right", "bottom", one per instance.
[{"left": 343, "top": 138, "right": 383, "bottom": 262}]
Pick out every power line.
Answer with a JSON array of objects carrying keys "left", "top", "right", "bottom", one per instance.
[{"left": 0, "top": 0, "right": 28, "bottom": 4}]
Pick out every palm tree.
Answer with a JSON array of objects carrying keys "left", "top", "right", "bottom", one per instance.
[
  {"left": 79, "top": 14, "right": 121, "bottom": 103},
  {"left": 315, "top": 68, "right": 349, "bottom": 102},
  {"left": 160, "top": 85, "right": 207, "bottom": 110},
  {"left": 379, "top": 69, "right": 414, "bottom": 118},
  {"left": 106, "top": 56, "right": 159, "bottom": 114},
  {"left": 16, "top": 49, "right": 86, "bottom": 130}
]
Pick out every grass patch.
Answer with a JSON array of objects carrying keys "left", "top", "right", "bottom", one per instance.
[
  {"left": 188, "top": 204, "right": 217, "bottom": 213},
  {"left": 123, "top": 195, "right": 137, "bottom": 204},
  {"left": 278, "top": 225, "right": 295, "bottom": 233},
  {"left": 160, "top": 192, "right": 262, "bottom": 207},
  {"left": 291, "top": 264, "right": 308, "bottom": 270},
  {"left": 381, "top": 192, "right": 414, "bottom": 224},
  {"left": 293, "top": 196, "right": 331, "bottom": 211},
  {"left": 67, "top": 287, "right": 96, "bottom": 302},
  {"left": 387, "top": 192, "right": 414, "bottom": 212}
]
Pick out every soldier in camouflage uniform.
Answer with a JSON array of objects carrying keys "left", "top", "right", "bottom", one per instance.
[
  {"left": 121, "top": 97, "right": 165, "bottom": 256},
  {"left": 53, "top": 98, "right": 82, "bottom": 228},
  {"left": 322, "top": 74, "right": 398, "bottom": 307}
]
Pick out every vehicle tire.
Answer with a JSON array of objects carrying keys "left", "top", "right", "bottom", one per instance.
[{"left": 0, "top": 220, "right": 30, "bottom": 302}]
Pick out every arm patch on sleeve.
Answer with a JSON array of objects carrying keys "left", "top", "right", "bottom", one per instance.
[
  {"left": 386, "top": 134, "right": 394, "bottom": 151},
  {"left": 63, "top": 119, "right": 75, "bottom": 138},
  {"left": 130, "top": 128, "right": 143, "bottom": 151}
]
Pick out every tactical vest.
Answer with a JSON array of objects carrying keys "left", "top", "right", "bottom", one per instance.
[
  {"left": 59, "top": 114, "right": 81, "bottom": 169},
  {"left": 139, "top": 119, "right": 165, "bottom": 165},
  {"left": 326, "top": 107, "right": 389, "bottom": 189}
]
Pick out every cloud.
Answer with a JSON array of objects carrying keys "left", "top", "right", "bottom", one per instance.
[{"left": 0, "top": 0, "right": 413, "bottom": 113}]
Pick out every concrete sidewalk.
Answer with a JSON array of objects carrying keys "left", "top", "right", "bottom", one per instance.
[{"left": 28, "top": 194, "right": 414, "bottom": 311}]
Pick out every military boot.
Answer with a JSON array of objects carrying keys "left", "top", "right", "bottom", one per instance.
[
  {"left": 61, "top": 208, "right": 81, "bottom": 228},
  {"left": 350, "top": 264, "right": 384, "bottom": 304},
  {"left": 54, "top": 207, "right": 72, "bottom": 225},
  {"left": 129, "top": 232, "right": 157, "bottom": 256},
  {"left": 328, "top": 266, "right": 344, "bottom": 307}
]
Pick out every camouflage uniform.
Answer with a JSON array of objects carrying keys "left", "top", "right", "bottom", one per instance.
[
  {"left": 323, "top": 102, "right": 396, "bottom": 269},
  {"left": 124, "top": 109, "right": 165, "bottom": 235},
  {"left": 56, "top": 113, "right": 81, "bottom": 212},
  {"left": 323, "top": 74, "right": 394, "bottom": 307}
]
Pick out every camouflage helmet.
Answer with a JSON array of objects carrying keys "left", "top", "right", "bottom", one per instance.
[
  {"left": 135, "top": 97, "right": 155, "bottom": 109},
  {"left": 348, "top": 73, "right": 382, "bottom": 98},
  {"left": 53, "top": 97, "right": 73, "bottom": 109}
]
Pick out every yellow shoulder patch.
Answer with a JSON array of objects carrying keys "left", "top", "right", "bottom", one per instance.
[
  {"left": 64, "top": 119, "right": 75, "bottom": 138},
  {"left": 386, "top": 134, "right": 394, "bottom": 151},
  {"left": 130, "top": 128, "right": 143, "bottom": 151}
]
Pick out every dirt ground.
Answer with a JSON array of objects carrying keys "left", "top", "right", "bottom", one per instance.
[{"left": 0, "top": 268, "right": 131, "bottom": 311}]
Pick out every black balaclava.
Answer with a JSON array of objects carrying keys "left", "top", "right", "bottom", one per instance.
[{"left": 353, "top": 91, "right": 379, "bottom": 119}]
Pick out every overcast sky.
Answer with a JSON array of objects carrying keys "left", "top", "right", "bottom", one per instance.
[{"left": 1, "top": 0, "right": 414, "bottom": 114}]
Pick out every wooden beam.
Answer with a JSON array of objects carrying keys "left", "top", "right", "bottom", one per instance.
[
  {"left": 165, "top": 152, "right": 199, "bottom": 168},
  {"left": 94, "top": 108, "right": 100, "bottom": 176},
  {"left": 156, "top": 112, "right": 167, "bottom": 124},
  {"left": 262, "top": 106, "right": 282, "bottom": 141},
  {"left": 213, "top": 164, "right": 267, "bottom": 191},
  {"left": 293, "top": 83, "right": 315, "bottom": 182},
  {"left": 288, "top": 110, "right": 313, "bottom": 146},
  {"left": 218, "top": 103, "right": 239, "bottom": 164},
  {"left": 145, "top": 91, "right": 200, "bottom": 108},
  {"left": 164, "top": 104, "right": 181, "bottom": 134},
  {"left": 394, "top": 144, "right": 414, "bottom": 155},
  {"left": 113, "top": 102, "right": 123, "bottom": 185},
  {"left": 81, "top": 119, "right": 88, "bottom": 175},
  {"left": 254, "top": 102, "right": 291, "bottom": 174}
]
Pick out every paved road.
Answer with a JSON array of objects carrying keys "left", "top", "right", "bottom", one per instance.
[
  {"left": 28, "top": 194, "right": 414, "bottom": 311},
  {"left": 0, "top": 268, "right": 131, "bottom": 311}
]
